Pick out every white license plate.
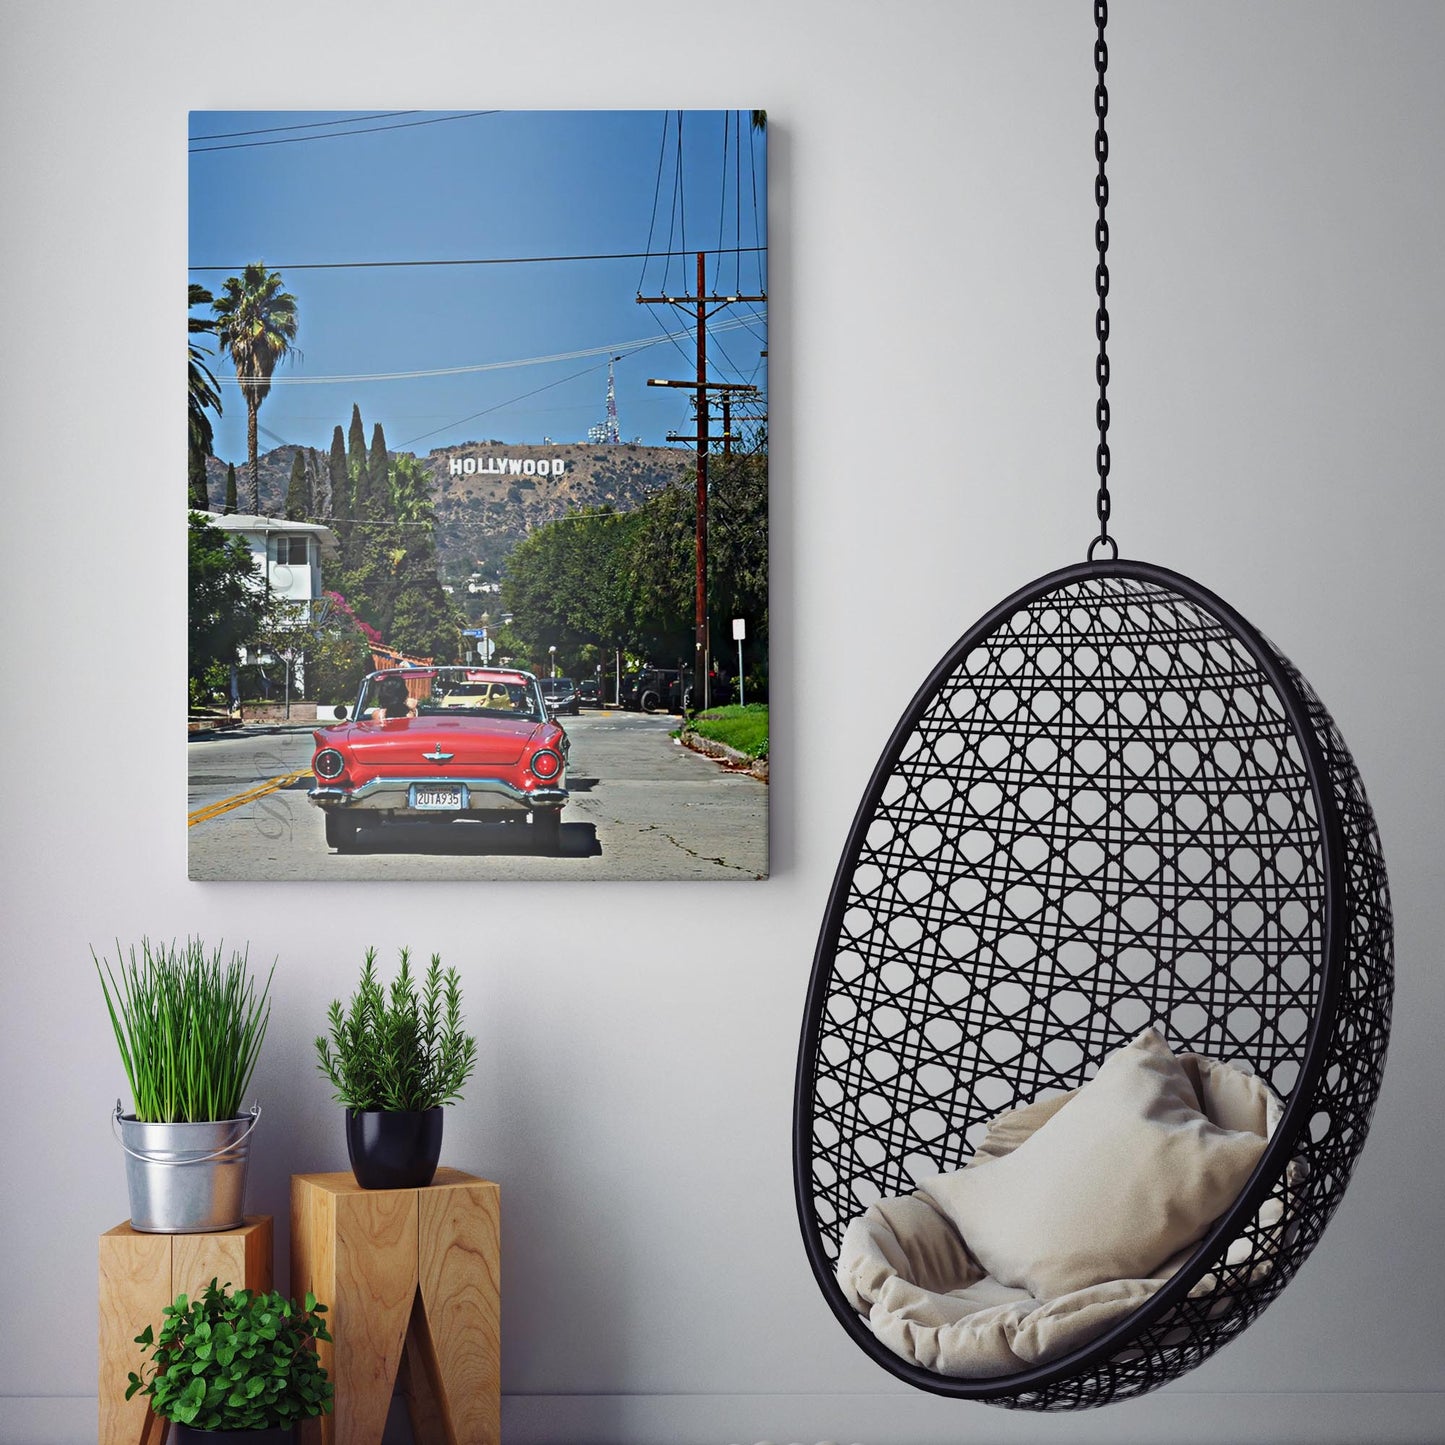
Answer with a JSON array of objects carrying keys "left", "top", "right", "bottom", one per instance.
[{"left": 411, "top": 787, "right": 464, "bottom": 810}]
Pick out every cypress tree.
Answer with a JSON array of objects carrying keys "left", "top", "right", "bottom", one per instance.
[
  {"left": 328, "top": 427, "right": 349, "bottom": 518},
  {"left": 347, "top": 403, "right": 367, "bottom": 488},
  {"left": 224, "top": 462, "right": 238, "bottom": 515},
  {"left": 189, "top": 450, "right": 210, "bottom": 510},
  {"left": 285, "top": 449, "right": 309, "bottom": 520},
  {"left": 306, "top": 447, "right": 326, "bottom": 518},
  {"left": 364, "top": 422, "right": 394, "bottom": 523}
]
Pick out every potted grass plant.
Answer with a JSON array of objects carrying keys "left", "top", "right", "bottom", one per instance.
[
  {"left": 126, "top": 1277, "right": 332, "bottom": 1443},
  {"left": 97, "top": 939, "right": 273, "bottom": 1233},
  {"left": 314, "top": 948, "right": 477, "bottom": 1189}
]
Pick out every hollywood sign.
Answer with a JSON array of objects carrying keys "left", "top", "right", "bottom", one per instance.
[{"left": 448, "top": 456, "right": 567, "bottom": 477}]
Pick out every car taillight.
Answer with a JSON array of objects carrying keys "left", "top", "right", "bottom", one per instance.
[
  {"left": 314, "top": 748, "right": 346, "bottom": 779},
  {"left": 530, "top": 748, "right": 561, "bottom": 780}
]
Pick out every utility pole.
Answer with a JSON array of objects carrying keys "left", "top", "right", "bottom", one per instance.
[{"left": 639, "top": 252, "right": 765, "bottom": 710}]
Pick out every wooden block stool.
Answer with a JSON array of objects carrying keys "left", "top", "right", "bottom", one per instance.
[
  {"left": 291, "top": 1169, "right": 499, "bottom": 1445},
  {"left": 99, "top": 1216, "right": 273, "bottom": 1445}
]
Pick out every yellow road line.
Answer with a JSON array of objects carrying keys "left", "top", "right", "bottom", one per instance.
[{"left": 188, "top": 769, "right": 312, "bottom": 828}]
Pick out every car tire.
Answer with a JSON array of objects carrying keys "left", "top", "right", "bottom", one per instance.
[
  {"left": 325, "top": 812, "right": 359, "bottom": 853},
  {"left": 640, "top": 689, "right": 661, "bottom": 713},
  {"left": 532, "top": 808, "right": 562, "bottom": 851}
]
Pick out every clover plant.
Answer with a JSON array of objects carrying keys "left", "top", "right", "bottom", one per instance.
[
  {"left": 315, "top": 947, "right": 478, "bottom": 1112},
  {"left": 126, "top": 1278, "right": 331, "bottom": 1431}
]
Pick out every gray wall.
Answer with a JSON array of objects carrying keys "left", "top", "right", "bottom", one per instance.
[{"left": 2, "top": 3, "right": 1441, "bottom": 1442}]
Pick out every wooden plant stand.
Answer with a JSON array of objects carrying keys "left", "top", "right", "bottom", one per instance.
[
  {"left": 99, "top": 1215, "right": 273, "bottom": 1445},
  {"left": 291, "top": 1169, "right": 500, "bottom": 1445}
]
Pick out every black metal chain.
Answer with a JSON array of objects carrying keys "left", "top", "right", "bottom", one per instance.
[{"left": 1088, "top": 0, "right": 1117, "bottom": 562}]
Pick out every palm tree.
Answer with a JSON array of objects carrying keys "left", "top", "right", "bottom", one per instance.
[
  {"left": 213, "top": 262, "right": 298, "bottom": 514},
  {"left": 188, "top": 283, "right": 223, "bottom": 509}
]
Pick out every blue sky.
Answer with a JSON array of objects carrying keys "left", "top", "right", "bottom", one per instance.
[{"left": 189, "top": 110, "right": 767, "bottom": 461}]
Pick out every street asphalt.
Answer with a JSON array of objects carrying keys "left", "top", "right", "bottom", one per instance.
[{"left": 186, "top": 710, "right": 768, "bottom": 882}]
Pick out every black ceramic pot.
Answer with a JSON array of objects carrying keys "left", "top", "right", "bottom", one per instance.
[
  {"left": 171, "top": 1426, "right": 294, "bottom": 1444},
  {"left": 346, "top": 1107, "right": 444, "bottom": 1189}
]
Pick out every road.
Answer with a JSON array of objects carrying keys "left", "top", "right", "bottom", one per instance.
[{"left": 187, "top": 710, "right": 768, "bottom": 881}]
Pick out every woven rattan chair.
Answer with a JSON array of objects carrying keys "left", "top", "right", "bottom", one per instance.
[{"left": 794, "top": 559, "right": 1393, "bottom": 1409}]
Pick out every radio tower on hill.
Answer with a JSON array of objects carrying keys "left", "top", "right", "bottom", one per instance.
[{"left": 588, "top": 356, "right": 622, "bottom": 444}]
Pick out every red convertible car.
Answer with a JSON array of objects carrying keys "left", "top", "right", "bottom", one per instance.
[{"left": 309, "top": 666, "right": 569, "bottom": 852}]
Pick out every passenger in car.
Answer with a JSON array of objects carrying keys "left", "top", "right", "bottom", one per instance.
[{"left": 371, "top": 675, "right": 418, "bottom": 720}]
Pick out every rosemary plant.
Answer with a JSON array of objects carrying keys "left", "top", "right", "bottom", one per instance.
[
  {"left": 96, "top": 939, "right": 273, "bottom": 1123},
  {"left": 315, "top": 948, "right": 477, "bottom": 1112}
]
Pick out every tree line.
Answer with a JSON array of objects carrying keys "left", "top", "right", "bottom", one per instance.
[{"left": 500, "top": 428, "right": 768, "bottom": 697}]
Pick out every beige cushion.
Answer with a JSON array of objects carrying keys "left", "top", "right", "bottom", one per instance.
[
  {"left": 920, "top": 1029, "right": 1268, "bottom": 1299},
  {"left": 837, "top": 1039, "right": 1291, "bottom": 1378}
]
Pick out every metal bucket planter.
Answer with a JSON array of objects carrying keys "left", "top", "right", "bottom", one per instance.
[{"left": 113, "top": 1102, "right": 260, "bottom": 1233}]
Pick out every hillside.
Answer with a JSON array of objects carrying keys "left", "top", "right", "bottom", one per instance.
[{"left": 202, "top": 439, "right": 691, "bottom": 580}]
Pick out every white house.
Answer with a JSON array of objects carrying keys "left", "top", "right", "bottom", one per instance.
[
  {"left": 199, "top": 512, "right": 334, "bottom": 688},
  {"left": 199, "top": 510, "right": 332, "bottom": 622}
]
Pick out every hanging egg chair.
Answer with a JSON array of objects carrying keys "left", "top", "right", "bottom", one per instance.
[{"left": 793, "top": 6, "right": 1393, "bottom": 1413}]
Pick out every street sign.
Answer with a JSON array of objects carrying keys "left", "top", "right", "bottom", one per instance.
[{"left": 732, "top": 618, "right": 746, "bottom": 640}]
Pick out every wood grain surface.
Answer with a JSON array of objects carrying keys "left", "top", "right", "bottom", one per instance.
[
  {"left": 291, "top": 1171, "right": 499, "bottom": 1445},
  {"left": 99, "top": 1217, "right": 273, "bottom": 1445}
]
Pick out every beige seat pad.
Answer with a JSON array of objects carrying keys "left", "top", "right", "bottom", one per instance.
[{"left": 836, "top": 1050, "right": 1290, "bottom": 1378}]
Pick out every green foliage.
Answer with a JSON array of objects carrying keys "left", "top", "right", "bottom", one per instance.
[
  {"left": 325, "top": 437, "right": 461, "bottom": 662},
  {"left": 327, "top": 425, "right": 349, "bottom": 522},
  {"left": 284, "top": 450, "right": 309, "bottom": 521},
  {"left": 188, "top": 284, "right": 221, "bottom": 509},
  {"left": 127, "top": 1279, "right": 332, "bottom": 1430},
  {"left": 346, "top": 403, "right": 368, "bottom": 513},
  {"left": 498, "top": 429, "right": 768, "bottom": 691},
  {"left": 689, "top": 703, "right": 769, "bottom": 759},
  {"left": 305, "top": 608, "right": 374, "bottom": 706},
  {"left": 96, "top": 939, "right": 273, "bottom": 1123},
  {"left": 224, "top": 462, "right": 237, "bottom": 515},
  {"left": 502, "top": 507, "right": 642, "bottom": 659},
  {"left": 189, "top": 661, "right": 231, "bottom": 712},
  {"left": 357, "top": 422, "right": 394, "bottom": 525},
  {"left": 213, "top": 262, "right": 299, "bottom": 514},
  {"left": 315, "top": 949, "right": 477, "bottom": 1112},
  {"left": 189, "top": 511, "right": 264, "bottom": 686}
]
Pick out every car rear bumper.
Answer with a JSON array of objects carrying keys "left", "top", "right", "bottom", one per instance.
[{"left": 309, "top": 775, "right": 567, "bottom": 814}]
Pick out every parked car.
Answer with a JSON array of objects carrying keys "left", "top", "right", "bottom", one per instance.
[
  {"left": 308, "top": 667, "right": 569, "bottom": 852},
  {"left": 539, "top": 675, "right": 581, "bottom": 716},
  {"left": 619, "top": 665, "right": 733, "bottom": 713},
  {"left": 619, "top": 667, "right": 685, "bottom": 713},
  {"left": 577, "top": 678, "right": 602, "bottom": 708}
]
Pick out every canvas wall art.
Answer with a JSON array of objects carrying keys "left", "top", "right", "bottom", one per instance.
[{"left": 187, "top": 110, "right": 767, "bottom": 880}]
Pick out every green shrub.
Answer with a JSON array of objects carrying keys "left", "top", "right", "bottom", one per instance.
[
  {"left": 315, "top": 948, "right": 477, "bottom": 1111},
  {"left": 126, "top": 1279, "right": 332, "bottom": 1431},
  {"left": 690, "top": 704, "right": 769, "bottom": 760}
]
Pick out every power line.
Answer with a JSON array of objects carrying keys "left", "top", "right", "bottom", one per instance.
[
  {"left": 714, "top": 111, "right": 730, "bottom": 292},
  {"left": 639, "top": 111, "right": 670, "bottom": 294},
  {"left": 643, "top": 302, "right": 697, "bottom": 370},
  {"left": 210, "top": 311, "right": 765, "bottom": 386},
  {"left": 189, "top": 111, "right": 499, "bottom": 153},
  {"left": 735, "top": 110, "right": 744, "bottom": 295},
  {"left": 189, "top": 111, "right": 418, "bottom": 141},
  {"left": 188, "top": 245, "right": 765, "bottom": 274},
  {"left": 748, "top": 119, "right": 764, "bottom": 294},
  {"left": 664, "top": 112, "right": 682, "bottom": 295},
  {"left": 396, "top": 359, "right": 616, "bottom": 449}
]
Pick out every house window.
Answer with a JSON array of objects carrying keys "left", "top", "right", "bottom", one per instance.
[{"left": 273, "top": 535, "right": 310, "bottom": 565}]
